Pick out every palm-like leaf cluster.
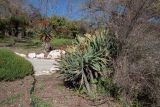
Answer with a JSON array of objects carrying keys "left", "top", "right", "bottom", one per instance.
[
  {"left": 39, "top": 27, "right": 52, "bottom": 42},
  {"left": 58, "top": 30, "right": 116, "bottom": 95}
]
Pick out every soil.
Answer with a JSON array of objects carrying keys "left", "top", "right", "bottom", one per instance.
[
  {"left": 33, "top": 74, "right": 121, "bottom": 107},
  {"left": 0, "top": 74, "right": 121, "bottom": 107},
  {"left": 0, "top": 76, "right": 34, "bottom": 107}
]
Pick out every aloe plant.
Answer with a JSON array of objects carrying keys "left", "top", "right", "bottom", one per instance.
[{"left": 58, "top": 30, "right": 116, "bottom": 96}]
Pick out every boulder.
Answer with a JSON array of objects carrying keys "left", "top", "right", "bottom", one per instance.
[
  {"left": 28, "top": 53, "right": 36, "bottom": 59},
  {"left": 47, "top": 50, "right": 65, "bottom": 59},
  {"left": 36, "top": 53, "right": 45, "bottom": 59}
]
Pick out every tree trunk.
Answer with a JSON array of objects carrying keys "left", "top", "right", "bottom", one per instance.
[{"left": 42, "top": 42, "right": 51, "bottom": 53}]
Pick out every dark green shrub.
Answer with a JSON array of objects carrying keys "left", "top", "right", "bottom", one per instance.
[
  {"left": 49, "top": 16, "right": 81, "bottom": 38},
  {"left": 0, "top": 19, "right": 7, "bottom": 37},
  {"left": 27, "top": 39, "right": 42, "bottom": 47},
  {"left": 0, "top": 48, "right": 33, "bottom": 81},
  {"left": 58, "top": 30, "right": 118, "bottom": 96}
]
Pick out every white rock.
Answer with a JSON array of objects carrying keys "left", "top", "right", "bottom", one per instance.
[
  {"left": 47, "top": 50, "right": 65, "bottom": 59},
  {"left": 15, "top": 52, "right": 26, "bottom": 57},
  {"left": 61, "top": 50, "right": 65, "bottom": 54},
  {"left": 36, "top": 53, "right": 45, "bottom": 59},
  {"left": 28, "top": 53, "right": 36, "bottom": 59}
]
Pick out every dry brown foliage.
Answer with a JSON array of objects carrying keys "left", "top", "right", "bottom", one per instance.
[
  {"left": 84, "top": 0, "right": 160, "bottom": 106},
  {"left": 110, "top": 0, "right": 160, "bottom": 106}
]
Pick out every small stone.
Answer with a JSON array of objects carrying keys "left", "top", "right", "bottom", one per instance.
[
  {"left": 28, "top": 53, "right": 36, "bottom": 59},
  {"left": 15, "top": 52, "right": 26, "bottom": 57}
]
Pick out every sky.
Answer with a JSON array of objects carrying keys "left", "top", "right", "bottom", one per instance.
[{"left": 28, "top": 0, "right": 86, "bottom": 20}]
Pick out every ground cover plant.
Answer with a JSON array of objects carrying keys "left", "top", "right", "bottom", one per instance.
[
  {"left": 26, "top": 38, "right": 42, "bottom": 48},
  {"left": 31, "top": 95, "right": 52, "bottom": 107},
  {"left": 0, "top": 48, "right": 33, "bottom": 81}
]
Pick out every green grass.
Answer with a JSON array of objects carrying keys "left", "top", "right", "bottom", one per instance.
[
  {"left": 36, "top": 81, "right": 45, "bottom": 90},
  {"left": 0, "top": 37, "right": 74, "bottom": 49},
  {"left": 0, "top": 48, "right": 33, "bottom": 81},
  {"left": 0, "top": 93, "right": 23, "bottom": 105},
  {"left": 0, "top": 37, "right": 41, "bottom": 48},
  {"left": 50, "top": 38, "right": 73, "bottom": 47},
  {"left": 31, "top": 95, "right": 52, "bottom": 107}
]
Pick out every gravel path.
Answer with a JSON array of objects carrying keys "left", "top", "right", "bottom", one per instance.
[{"left": 26, "top": 58, "right": 59, "bottom": 76}]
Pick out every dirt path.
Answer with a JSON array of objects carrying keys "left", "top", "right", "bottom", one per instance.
[
  {"left": 0, "top": 74, "right": 120, "bottom": 107},
  {"left": 33, "top": 74, "right": 121, "bottom": 107},
  {"left": 26, "top": 58, "right": 58, "bottom": 76}
]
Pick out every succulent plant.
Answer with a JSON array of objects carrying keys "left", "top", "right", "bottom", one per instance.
[{"left": 58, "top": 30, "right": 117, "bottom": 96}]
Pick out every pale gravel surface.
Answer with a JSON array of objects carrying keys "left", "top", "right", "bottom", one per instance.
[{"left": 26, "top": 58, "right": 59, "bottom": 76}]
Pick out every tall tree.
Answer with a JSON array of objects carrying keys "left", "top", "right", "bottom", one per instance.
[{"left": 83, "top": 0, "right": 160, "bottom": 41}]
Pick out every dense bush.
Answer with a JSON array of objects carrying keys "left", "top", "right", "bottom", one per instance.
[
  {"left": 0, "top": 48, "right": 33, "bottom": 81},
  {"left": 58, "top": 30, "right": 118, "bottom": 96},
  {"left": 49, "top": 16, "right": 81, "bottom": 38},
  {"left": 0, "top": 19, "right": 7, "bottom": 37}
]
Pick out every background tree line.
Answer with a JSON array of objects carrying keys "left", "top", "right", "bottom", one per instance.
[{"left": 0, "top": 0, "right": 89, "bottom": 40}]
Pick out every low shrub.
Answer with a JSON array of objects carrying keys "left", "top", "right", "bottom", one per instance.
[
  {"left": 0, "top": 38, "right": 12, "bottom": 43},
  {"left": 28, "top": 39, "right": 42, "bottom": 47},
  {"left": 0, "top": 35, "right": 4, "bottom": 38},
  {"left": 58, "top": 30, "right": 118, "bottom": 97},
  {"left": 0, "top": 48, "right": 33, "bottom": 81},
  {"left": 31, "top": 39, "right": 42, "bottom": 46}
]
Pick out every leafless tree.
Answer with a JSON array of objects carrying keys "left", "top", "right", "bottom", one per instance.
[
  {"left": 0, "top": 0, "right": 28, "bottom": 18},
  {"left": 83, "top": 0, "right": 160, "bottom": 106}
]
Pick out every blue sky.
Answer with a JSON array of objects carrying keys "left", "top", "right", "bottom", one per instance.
[{"left": 28, "top": 0, "right": 86, "bottom": 20}]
